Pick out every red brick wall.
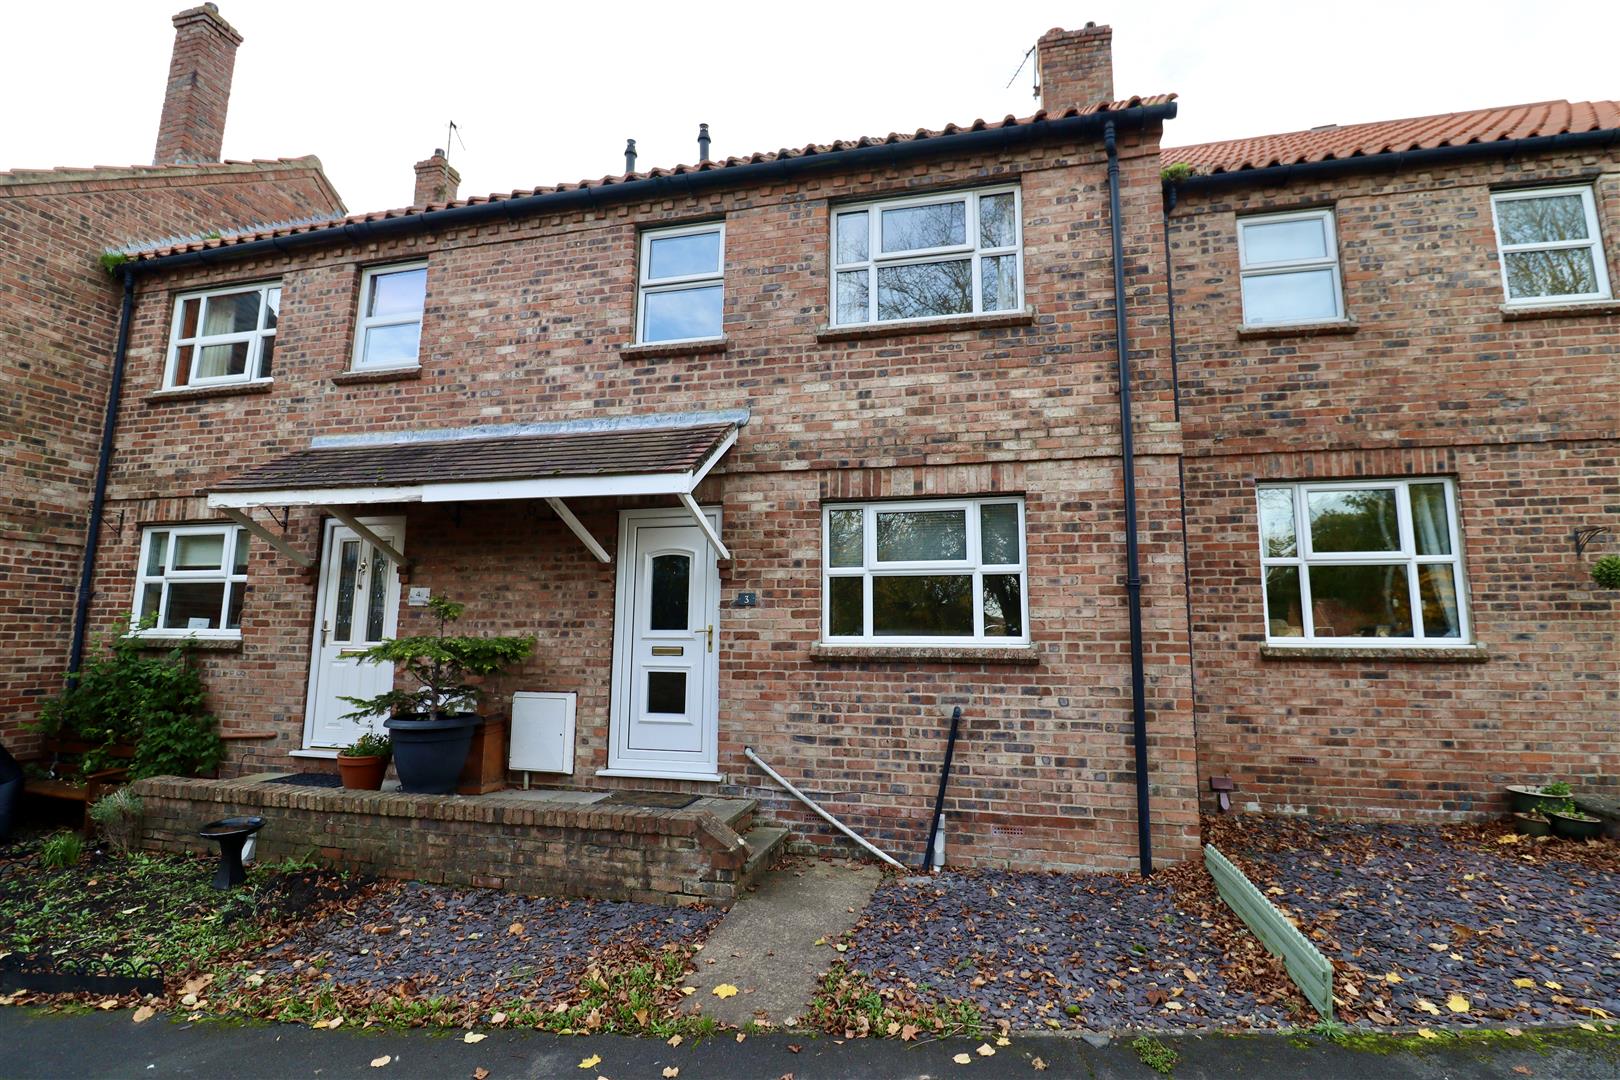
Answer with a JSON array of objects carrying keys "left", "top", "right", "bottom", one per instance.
[
  {"left": 1171, "top": 154, "right": 1620, "bottom": 818},
  {"left": 0, "top": 161, "right": 343, "bottom": 752},
  {"left": 87, "top": 131, "right": 1202, "bottom": 871}
]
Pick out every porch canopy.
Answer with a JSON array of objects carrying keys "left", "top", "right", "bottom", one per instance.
[{"left": 204, "top": 411, "right": 745, "bottom": 566}]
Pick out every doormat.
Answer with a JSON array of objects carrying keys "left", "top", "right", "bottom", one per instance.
[
  {"left": 599, "top": 791, "right": 701, "bottom": 810},
  {"left": 263, "top": 772, "right": 343, "bottom": 788}
]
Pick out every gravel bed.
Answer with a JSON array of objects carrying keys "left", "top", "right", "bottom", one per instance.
[
  {"left": 256, "top": 881, "right": 722, "bottom": 1002},
  {"left": 842, "top": 868, "right": 1290, "bottom": 1030},
  {"left": 1222, "top": 817, "right": 1620, "bottom": 1027}
]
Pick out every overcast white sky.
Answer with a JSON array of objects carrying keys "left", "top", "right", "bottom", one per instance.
[{"left": 5, "top": 1, "right": 1618, "bottom": 214}]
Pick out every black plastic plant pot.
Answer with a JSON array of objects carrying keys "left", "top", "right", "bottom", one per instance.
[
  {"left": 0, "top": 777, "right": 19, "bottom": 842},
  {"left": 1505, "top": 785, "right": 1561, "bottom": 814},
  {"left": 1549, "top": 811, "right": 1605, "bottom": 841},
  {"left": 385, "top": 713, "right": 480, "bottom": 794}
]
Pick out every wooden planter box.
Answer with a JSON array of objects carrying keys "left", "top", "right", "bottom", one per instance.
[{"left": 457, "top": 710, "right": 508, "bottom": 795}]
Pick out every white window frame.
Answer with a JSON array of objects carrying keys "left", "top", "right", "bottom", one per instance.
[
  {"left": 1236, "top": 208, "right": 1345, "bottom": 326},
  {"left": 351, "top": 261, "right": 428, "bottom": 370},
  {"left": 1257, "top": 478, "right": 1470, "bottom": 649},
  {"left": 1489, "top": 185, "right": 1612, "bottom": 305},
  {"left": 829, "top": 185, "right": 1023, "bottom": 327},
  {"left": 162, "top": 281, "right": 280, "bottom": 389},
  {"left": 636, "top": 221, "right": 726, "bottom": 344},
  {"left": 131, "top": 524, "right": 249, "bottom": 639},
  {"left": 822, "top": 497, "right": 1029, "bottom": 646}
]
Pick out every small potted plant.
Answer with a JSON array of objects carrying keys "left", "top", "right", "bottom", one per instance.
[
  {"left": 1546, "top": 799, "right": 1605, "bottom": 841},
  {"left": 1505, "top": 780, "right": 1569, "bottom": 814},
  {"left": 336, "top": 728, "right": 391, "bottom": 791},
  {"left": 341, "top": 595, "right": 534, "bottom": 795},
  {"left": 1511, "top": 810, "right": 1551, "bottom": 837}
]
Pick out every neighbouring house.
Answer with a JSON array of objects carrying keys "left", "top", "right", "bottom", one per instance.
[
  {"left": 0, "top": 3, "right": 344, "bottom": 756},
  {"left": 1165, "top": 102, "right": 1620, "bottom": 818}
]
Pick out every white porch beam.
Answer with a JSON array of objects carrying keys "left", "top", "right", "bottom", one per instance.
[
  {"left": 218, "top": 507, "right": 315, "bottom": 568},
  {"left": 318, "top": 506, "right": 410, "bottom": 568},
  {"left": 545, "top": 498, "right": 611, "bottom": 563},
  {"left": 677, "top": 491, "right": 731, "bottom": 560}
]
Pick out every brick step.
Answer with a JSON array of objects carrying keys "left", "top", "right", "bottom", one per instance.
[
  {"left": 738, "top": 825, "right": 790, "bottom": 884},
  {"left": 705, "top": 797, "right": 757, "bottom": 833}
]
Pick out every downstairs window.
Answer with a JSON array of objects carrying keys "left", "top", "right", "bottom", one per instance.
[{"left": 132, "top": 524, "right": 249, "bottom": 636}]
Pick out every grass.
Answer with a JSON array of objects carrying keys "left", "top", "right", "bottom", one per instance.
[
  {"left": 806, "top": 962, "right": 985, "bottom": 1039},
  {"left": 1131, "top": 1034, "right": 1180, "bottom": 1074}
]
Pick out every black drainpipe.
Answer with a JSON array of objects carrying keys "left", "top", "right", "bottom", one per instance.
[
  {"left": 1105, "top": 121, "right": 1153, "bottom": 877},
  {"left": 69, "top": 267, "right": 137, "bottom": 674}
]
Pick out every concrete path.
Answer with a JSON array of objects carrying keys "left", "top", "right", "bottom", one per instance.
[
  {"left": 683, "top": 858, "right": 881, "bottom": 1026},
  {"left": 7, "top": 1007, "right": 1620, "bottom": 1079}
]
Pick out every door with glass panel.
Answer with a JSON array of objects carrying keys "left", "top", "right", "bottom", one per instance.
[
  {"left": 609, "top": 508, "right": 721, "bottom": 778},
  {"left": 305, "top": 517, "right": 405, "bottom": 750}
]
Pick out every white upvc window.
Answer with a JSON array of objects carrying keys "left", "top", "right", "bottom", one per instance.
[
  {"left": 823, "top": 497, "right": 1028, "bottom": 645},
  {"left": 164, "top": 281, "right": 280, "bottom": 388},
  {"left": 1237, "top": 208, "right": 1345, "bottom": 326},
  {"left": 1257, "top": 478, "right": 1469, "bottom": 647},
  {"left": 1490, "top": 185, "right": 1612, "bottom": 304},
  {"left": 637, "top": 222, "right": 725, "bottom": 344},
  {"left": 830, "top": 186, "right": 1022, "bottom": 327},
  {"left": 352, "top": 262, "right": 428, "bottom": 369},
  {"left": 132, "top": 524, "right": 250, "bottom": 638}
]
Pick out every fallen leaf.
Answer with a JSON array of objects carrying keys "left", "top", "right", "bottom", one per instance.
[
  {"left": 327, "top": 1017, "right": 345, "bottom": 1030},
  {"left": 1447, "top": 994, "right": 1470, "bottom": 1013},
  {"left": 663, "top": 1069, "right": 679, "bottom": 1079},
  {"left": 1417, "top": 1028, "right": 1437, "bottom": 1040},
  {"left": 787, "top": 1044, "right": 802, "bottom": 1053},
  {"left": 833, "top": 943, "right": 848, "bottom": 953},
  {"left": 976, "top": 1043, "right": 995, "bottom": 1057},
  {"left": 464, "top": 1032, "right": 486, "bottom": 1044},
  {"left": 736, "top": 1033, "right": 746, "bottom": 1043},
  {"left": 953, "top": 1053, "right": 973, "bottom": 1065},
  {"left": 1512, "top": 1067, "right": 1531, "bottom": 1076},
  {"left": 996, "top": 1037, "right": 1010, "bottom": 1047},
  {"left": 1428, "top": 943, "right": 1448, "bottom": 952},
  {"left": 1578, "top": 1022, "right": 1598, "bottom": 1032},
  {"left": 370, "top": 1056, "right": 391, "bottom": 1068},
  {"left": 1415, "top": 999, "right": 1441, "bottom": 1015},
  {"left": 1032, "top": 1058, "right": 1048, "bottom": 1072},
  {"left": 1384, "top": 972, "right": 1403, "bottom": 984},
  {"left": 668, "top": 1035, "right": 683, "bottom": 1048},
  {"left": 1512, "top": 978, "right": 1536, "bottom": 989},
  {"left": 713, "top": 984, "right": 739, "bottom": 999},
  {"left": 1497, "top": 833, "right": 1522, "bottom": 845},
  {"left": 132, "top": 1006, "right": 155, "bottom": 1024},
  {"left": 508, "top": 922, "right": 525, "bottom": 936},
  {"left": 680, "top": 987, "right": 696, "bottom": 996},
  {"left": 97, "top": 999, "right": 119, "bottom": 1011},
  {"left": 474, "top": 1070, "right": 490, "bottom": 1080},
  {"left": 577, "top": 1056, "right": 601, "bottom": 1070},
  {"left": 490, "top": 1011, "right": 508, "bottom": 1026},
  {"left": 1544, "top": 981, "right": 1563, "bottom": 990}
]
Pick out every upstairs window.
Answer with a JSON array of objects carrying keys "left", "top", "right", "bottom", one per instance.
[
  {"left": 133, "top": 524, "right": 249, "bottom": 637},
  {"left": 165, "top": 282, "right": 280, "bottom": 388},
  {"left": 1257, "top": 479, "right": 1468, "bottom": 647},
  {"left": 353, "top": 262, "right": 428, "bottom": 369},
  {"left": 823, "top": 498, "right": 1028, "bottom": 645},
  {"left": 637, "top": 223, "right": 725, "bottom": 343},
  {"left": 1237, "top": 209, "right": 1344, "bottom": 326},
  {"left": 1490, "top": 186, "right": 1611, "bottom": 304},
  {"left": 831, "top": 186, "right": 1022, "bottom": 326}
]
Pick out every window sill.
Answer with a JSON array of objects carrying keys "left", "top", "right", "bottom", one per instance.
[
  {"left": 123, "top": 635, "right": 243, "bottom": 652},
  {"left": 332, "top": 366, "right": 423, "bottom": 385},
  {"left": 1500, "top": 299, "right": 1620, "bottom": 321},
  {"left": 619, "top": 336, "right": 728, "bottom": 360},
  {"left": 1237, "top": 320, "right": 1359, "bottom": 340},
  {"left": 146, "top": 379, "right": 273, "bottom": 403},
  {"left": 810, "top": 642, "right": 1041, "bottom": 665},
  {"left": 815, "top": 307, "right": 1036, "bottom": 343},
  {"left": 1260, "top": 643, "right": 1488, "bottom": 663}
]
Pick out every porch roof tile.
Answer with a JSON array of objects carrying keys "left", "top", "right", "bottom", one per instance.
[{"left": 212, "top": 422, "right": 736, "bottom": 493}]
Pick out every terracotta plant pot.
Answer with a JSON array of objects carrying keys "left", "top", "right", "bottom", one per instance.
[
  {"left": 1549, "top": 811, "right": 1605, "bottom": 841},
  {"left": 1511, "top": 812, "right": 1551, "bottom": 837},
  {"left": 336, "top": 753, "right": 388, "bottom": 791}
]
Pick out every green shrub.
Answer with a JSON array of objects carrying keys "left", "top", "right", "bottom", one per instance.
[
  {"left": 88, "top": 788, "right": 145, "bottom": 853},
  {"left": 1160, "top": 162, "right": 1196, "bottom": 183},
  {"left": 341, "top": 731, "right": 392, "bottom": 759},
  {"left": 40, "top": 831, "right": 83, "bottom": 869},
  {"left": 1540, "top": 781, "right": 1572, "bottom": 797},
  {"left": 37, "top": 632, "right": 224, "bottom": 780},
  {"left": 1592, "top": 555, "right": 1620, "bottom": 590}
]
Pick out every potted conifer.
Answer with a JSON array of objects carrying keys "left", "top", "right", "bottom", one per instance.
[{"left": 341, "top": 595, "right": 534, "bottom": 794}]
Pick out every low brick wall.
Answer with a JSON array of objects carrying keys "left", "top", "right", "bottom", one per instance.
[{"left": 131, "top": 777, "right": 757, "bottom": 906}]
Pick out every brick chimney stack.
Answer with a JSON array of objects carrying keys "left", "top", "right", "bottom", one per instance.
[
  {"left": 1036, "top": 22, "right": 1114, "bottom": 116},
  {"left": 153, "top": 4, "right": 242, "bottom": 165},
  {"left": 412, "top": 149, "right": 461, "bottom": 207}
]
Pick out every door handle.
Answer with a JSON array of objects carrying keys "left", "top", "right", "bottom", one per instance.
[
  {"left": 321, "top": 620, "right": 329, "bottom": 646},
  {"left": 704, "top": 624, "right": 714, "bottom": 653}
]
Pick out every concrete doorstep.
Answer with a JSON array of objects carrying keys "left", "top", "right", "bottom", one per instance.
[{"left": 682, "top": 858, "right": 882, "bottom": 1027}]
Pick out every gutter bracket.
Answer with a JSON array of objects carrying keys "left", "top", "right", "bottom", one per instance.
[
  {"left": 316, "top": 506, "right": 409, "bottom": 569},
  {"left": 677, "top": 491, "right": 731, "bottom": 560},
  {"left": 546, "top": 498, "right": 612, "bottom": 563}
]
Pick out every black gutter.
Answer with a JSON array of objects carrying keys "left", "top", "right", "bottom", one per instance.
[
  {"left": 69, "top": 267, "right": 137, "bottom": 674},
  {"left": 1169, "top": 127, "right": 1620, "bottom": 196},
  {"left": 126, "top": 103, "right": 1177, "bottom": 275},
  {"left": 1105, "top": 120, "right": 1153, "bottom": 877}
]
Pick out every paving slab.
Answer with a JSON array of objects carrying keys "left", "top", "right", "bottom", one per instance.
[{"left": 683, "top": 858, "right": 881, "bottom": 1026}]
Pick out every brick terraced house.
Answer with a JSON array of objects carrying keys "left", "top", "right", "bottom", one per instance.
[
  {"left": 19, "top": 12, "right": 1618, "bottom": 890},
  {"left": 0, "top": 4, "right": 344, "bottom": 757}
]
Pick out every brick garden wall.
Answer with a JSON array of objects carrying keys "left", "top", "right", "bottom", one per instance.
[
  {"left": 0, "top": 161, "right": 343, "bottom": 753},
  {"left": 88, "top": 128, "right": 1203, "bottom": 873},
  {"left": 1171, "top": 152, "right": 1620, "bottom": 817}
]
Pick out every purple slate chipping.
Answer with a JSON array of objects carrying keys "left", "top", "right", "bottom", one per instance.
[{"left": 211, "top": 423, "right": 735, "bottom": 493}]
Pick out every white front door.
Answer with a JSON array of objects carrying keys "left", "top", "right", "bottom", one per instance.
[
  {"left": 609, "top": 508, "right": 721, "bottom": 779},
  {"left": 303, "top": 516, "right": 405, "bottom": 750}
]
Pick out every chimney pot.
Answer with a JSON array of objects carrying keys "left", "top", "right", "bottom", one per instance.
[
  {"left": 625, "top": 138, "right": 638, "bottom": 174},
  {"left": 1035, "top": 23, "right": 1114, "bottom": 116},
  {"left": 153, "top": 5, "right": 243, "bottom": 165},
  {"left": 698, "top": 123, "right": 711, "bottom": 162},
  {"left": 412, "top": 149, "right": 461, "bottom": 208}
]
